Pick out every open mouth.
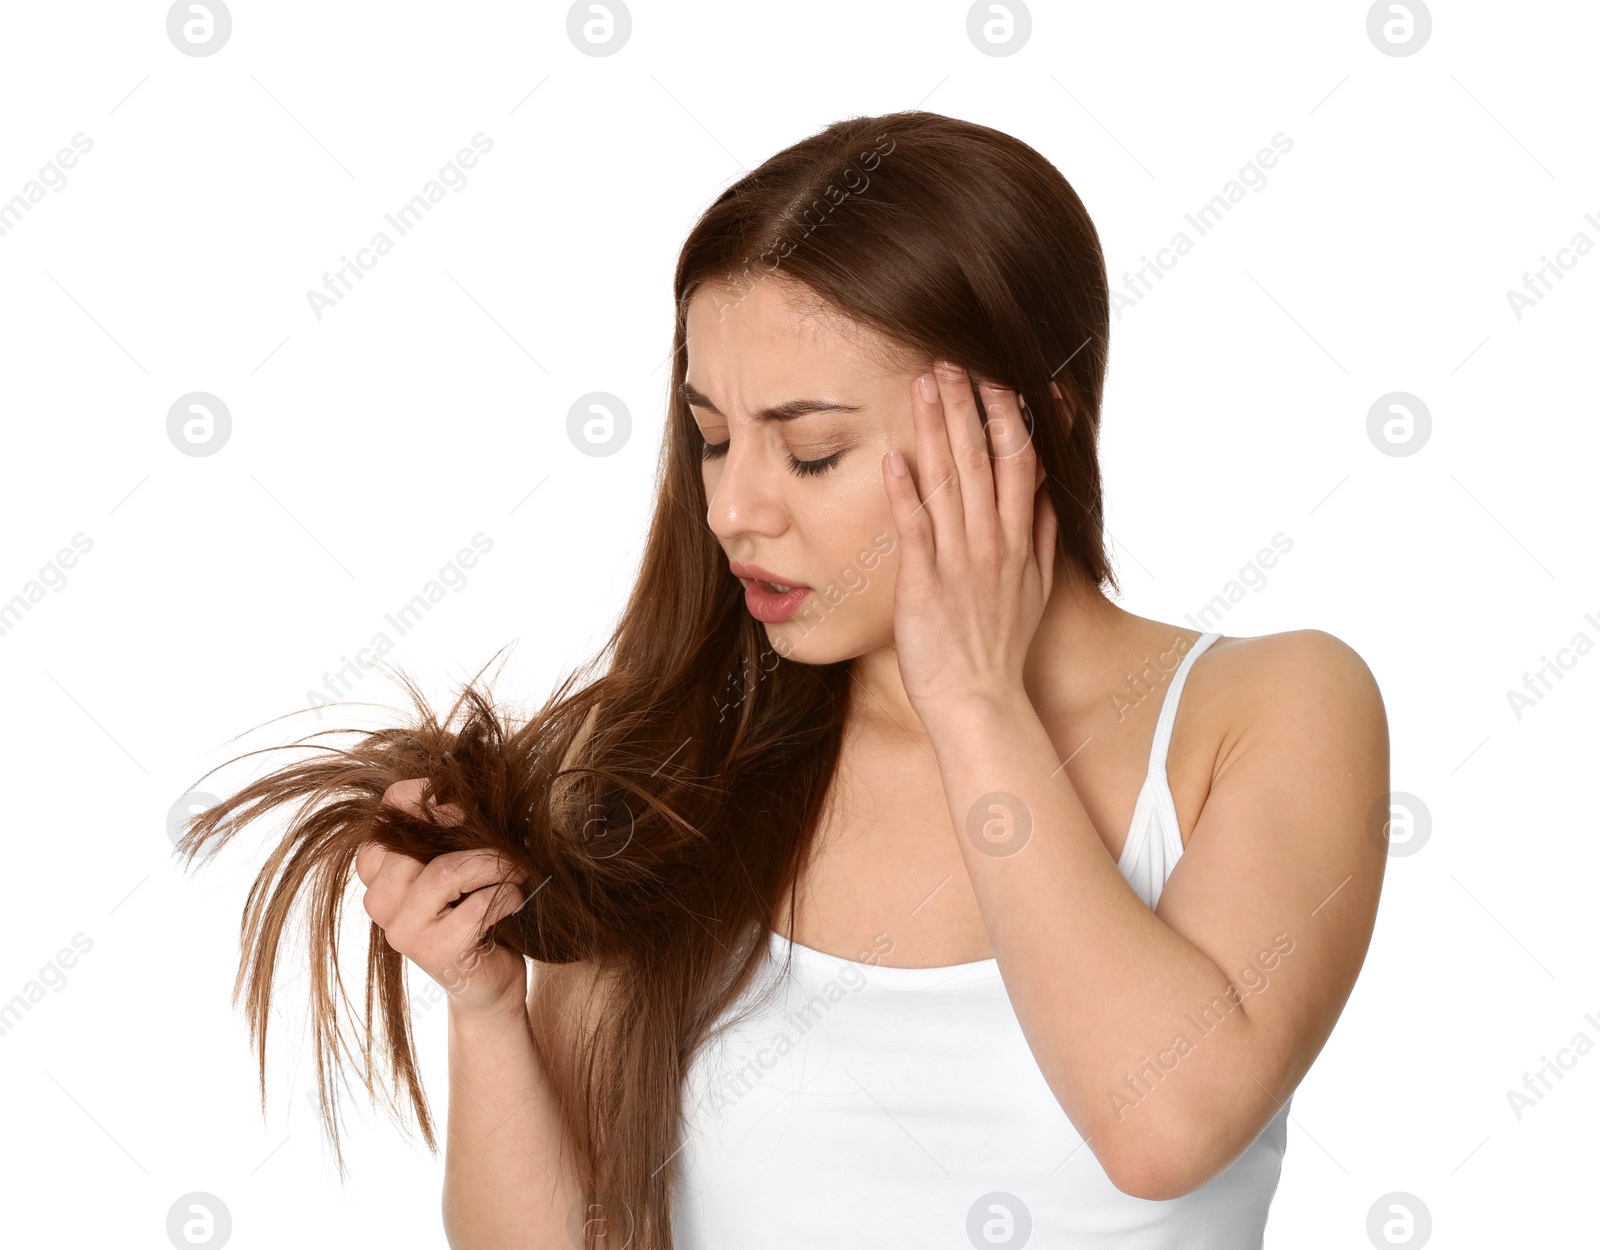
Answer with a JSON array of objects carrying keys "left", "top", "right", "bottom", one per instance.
[
  {"left": 739, "top": 578, "right": 810, "bottom": 623},
  {"left": 728, "top": 560, "right": 812, "bottom": 622},
  {"left": 742, "top": 576, "right": 806, "bottom": 595}
]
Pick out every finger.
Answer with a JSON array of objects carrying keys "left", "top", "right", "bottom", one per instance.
[
  {"left": 434, "top": 877, "right": 534, "bottom": 967},
  {"left": 931, "top": 361, "right": 998, "bottom": 554},
  {"left": 369, "top": 844, "right": 428, "bottom": 910},
  {"left": 381, "top": 777, "right": 429, "bottom": 815},
  {"left": 480, "top": 875, "right": 538, "bottom": 935},
  {"left": 976, "top": 381, "right": 1038, "bottom": 555},
  {"left": 413, "top": 848, "right": 530, "bottom": 918},
  {"left": 911, "top": 366, "right": 964, "bottom": 554},
  {"left": 355, "top": 840, "right": 384, "bottom": 886},
  {"left": 882, "top": 447, "right": 937, "bottom": 587},
  {"left": 463, "top": 874, "right": 537, "bottom": 939},
  {"left": 382, "top": 777, "right": 466, "bottom": 827},
  {"left": 360, "top": 845, "right": 427, "bottom": 928}
]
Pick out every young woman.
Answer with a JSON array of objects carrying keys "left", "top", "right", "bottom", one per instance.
[{"left": 177, "top": 109, "right": 1389, "bottom": 1249}]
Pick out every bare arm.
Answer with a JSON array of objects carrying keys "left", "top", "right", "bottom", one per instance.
[
  {"left": 441, "top": 702, "right": 608, "bottom": 1245},
  {"left": 441, "top": 969, "right": 589, "bottom": 1249},
  {"left": 919, "top": 631, "right": 1387, "bottom": 1198},
  {"left": 360, "top": 781, "right": 592, "bottom": 1247}
]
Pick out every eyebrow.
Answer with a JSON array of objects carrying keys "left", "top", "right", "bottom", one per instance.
[{"left": 679, "top": 380, "right": 864, "bottom": 425}]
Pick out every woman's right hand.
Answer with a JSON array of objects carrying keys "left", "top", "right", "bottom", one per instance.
[{"left": 355, "top": 778, "right": 531, "bottom": 1018}]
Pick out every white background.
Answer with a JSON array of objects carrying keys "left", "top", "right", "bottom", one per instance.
[{"left": 0, "top": 1, "right": 1595, "bottom": 1246}]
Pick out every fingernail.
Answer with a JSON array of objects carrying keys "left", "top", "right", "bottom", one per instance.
[
  {"left": 887, "top": 448, "right": 908, "bottom": 477},
  {"left": 916, "top": 373, "right": 938, "bottom": 403}
]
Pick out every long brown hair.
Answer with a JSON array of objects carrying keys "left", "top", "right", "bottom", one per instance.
[{"left": 175, "top": 108, "right": 1116, "bottom": 1248}]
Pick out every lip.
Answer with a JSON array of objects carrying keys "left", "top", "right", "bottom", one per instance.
[
  {"left": 728, "top": 559, "right": 811, "bottom": 591},
  {"left": 729, "top": 558, "right": 812, "bottom": 624}
]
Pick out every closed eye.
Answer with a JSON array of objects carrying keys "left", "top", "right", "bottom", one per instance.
[{"left": 699, "top": 440, "right": 845, "bottom": 478}]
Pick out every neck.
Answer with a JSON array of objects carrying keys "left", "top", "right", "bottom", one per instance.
[{"left": 849, "top": 551, "right": 1146, "bottom": 741}]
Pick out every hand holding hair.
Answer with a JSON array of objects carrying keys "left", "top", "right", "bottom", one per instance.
[{"left": 355, "top": 779, "right": 532, "bottom": 1019}]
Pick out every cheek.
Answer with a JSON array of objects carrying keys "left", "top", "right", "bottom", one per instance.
[
  {"left": 834, "top": 558, "right": 876, "bottom": 602},
  {"left": 807, "top": 460, "right": 892, "bottom": 558},
  {"left": 821, "top": 497, "right": 899, "bottom": 620}
]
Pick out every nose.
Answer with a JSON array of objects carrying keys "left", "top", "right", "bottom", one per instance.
[{"left": 705, "top": 436, "right": 788, "bottom": 543}]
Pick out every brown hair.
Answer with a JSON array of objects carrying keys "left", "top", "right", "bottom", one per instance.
[{"left": 174, "top": 108, "right": 1116, "bottom": 1247}]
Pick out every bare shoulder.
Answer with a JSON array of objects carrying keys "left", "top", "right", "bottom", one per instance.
[
  {"left": 1194, "top": 628, "right": 1386, "bottom": 754},
  {"left": 1140, "top": 627, "right": 1384, "bottom": 852}
]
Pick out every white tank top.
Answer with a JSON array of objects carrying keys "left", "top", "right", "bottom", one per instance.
[{"left": 672, "top": 631, "right": 1291, "bottom": 1247}]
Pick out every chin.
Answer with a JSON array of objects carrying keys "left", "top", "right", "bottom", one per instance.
[
  {"left": 765, "top": 620, "right": 852, "bottom": 667},
  {"left": 767, "top": 605, "right": 888, "bottom": 667}
]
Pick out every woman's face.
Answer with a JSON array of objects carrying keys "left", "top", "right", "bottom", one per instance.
[{"left": 684, "top": 277, "right": 924, "bottom": 665}]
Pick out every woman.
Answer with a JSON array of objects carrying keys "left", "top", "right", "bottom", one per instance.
[{"left": 177, "top": 109, "right": 1388, "bottom": 1249}]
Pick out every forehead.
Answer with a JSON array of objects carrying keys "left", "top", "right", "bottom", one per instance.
[{"left": 683, "top": 277, "right": 910, "bottom": 397}]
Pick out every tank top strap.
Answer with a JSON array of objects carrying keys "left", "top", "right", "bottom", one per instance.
[{"left": 1146, "top": 632, "right": 1222, "bottom": 777}]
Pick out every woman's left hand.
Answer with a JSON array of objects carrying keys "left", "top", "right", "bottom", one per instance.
[{"left": 881, "top": 359, "right": 1058, "bottom": 722}]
